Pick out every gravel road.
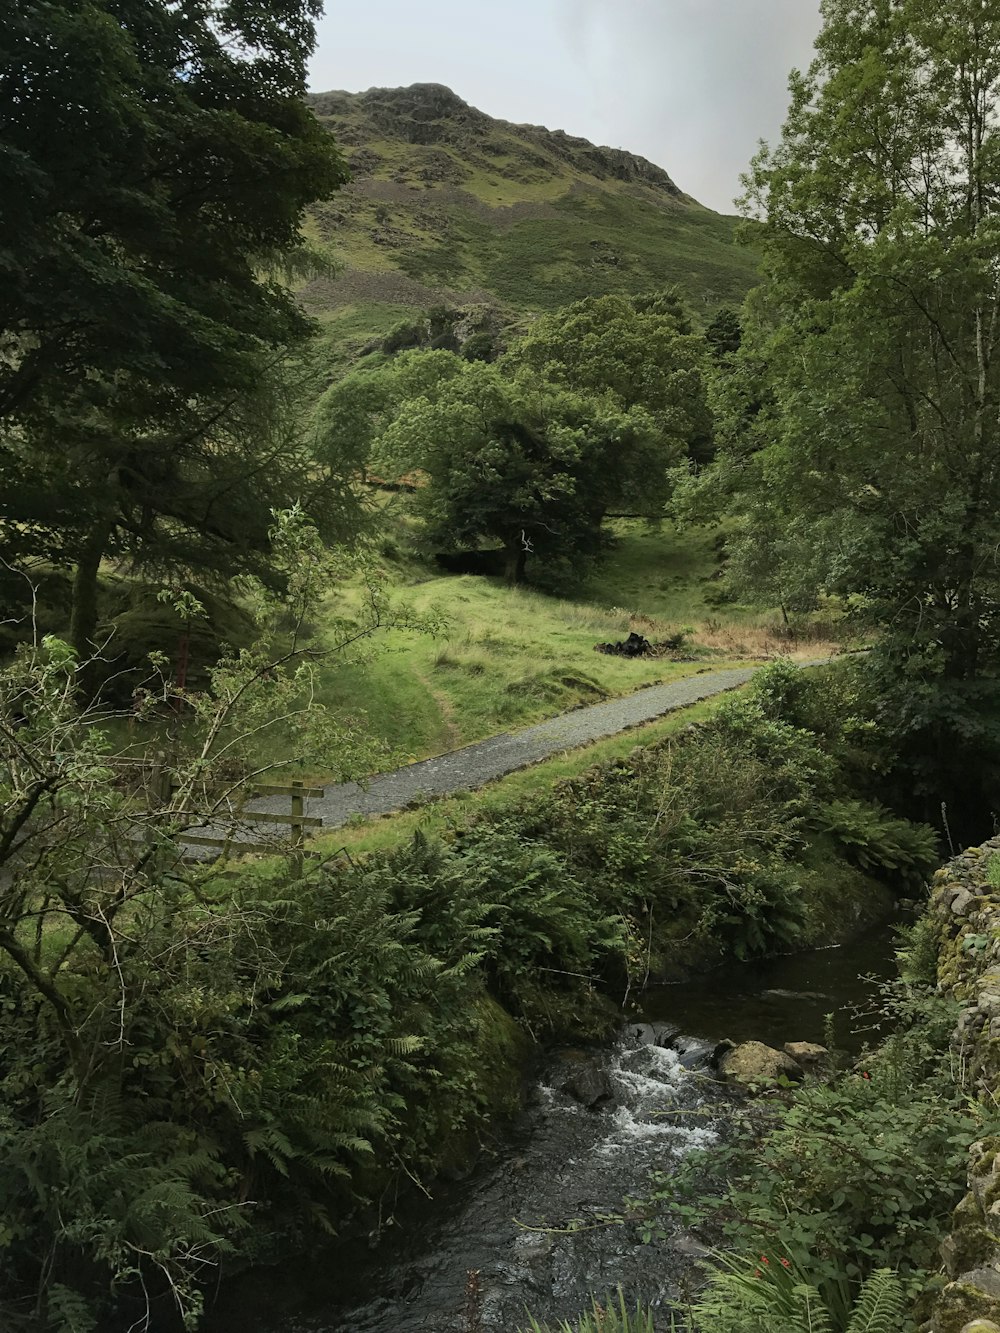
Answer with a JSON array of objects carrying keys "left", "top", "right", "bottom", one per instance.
[
  {"left": 303, "top": 665, "right": 759, "bottom": 828},
  {"left": 186, "top": 659, "right": 837, "bottom": 852},
  {"left": 188, "top": 663, "right": 801, "bottom": 853}
]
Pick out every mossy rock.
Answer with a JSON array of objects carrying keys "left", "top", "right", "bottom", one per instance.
[
  {"left": 942, "top": 1214, "right": 1000, "bottom": 1280},
  {"left": 933, "top": 1278, "right": 1000, "bottom": 1333},
  {"left": 795, "top": 843, "right": 895, "bottom": 947}
]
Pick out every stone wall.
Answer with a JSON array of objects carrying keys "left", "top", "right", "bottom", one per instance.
[{"left": 924, "top": 839, "right": 1000, "bottom": 1333}]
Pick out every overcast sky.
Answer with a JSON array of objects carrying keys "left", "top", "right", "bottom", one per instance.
[{"left": 309, "top": 1, "right": 823, "bottom": 214}]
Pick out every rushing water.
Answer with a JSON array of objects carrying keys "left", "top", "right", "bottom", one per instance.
[{"left": 202, "top": 925, "right": 899, "bottom": 1333}]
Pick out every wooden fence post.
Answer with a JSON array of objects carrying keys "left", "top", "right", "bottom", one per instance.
[{"left": 291, "top": 779, "right": 304, "bottom": 879}]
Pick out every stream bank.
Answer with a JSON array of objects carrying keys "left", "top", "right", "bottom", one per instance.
[{"left": 202, "top": 923, "right": 899, "bottom": 1333}]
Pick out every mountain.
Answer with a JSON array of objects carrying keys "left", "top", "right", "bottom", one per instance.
[{"left": 302, "top": 84, "right": 760, "bottom": 355}]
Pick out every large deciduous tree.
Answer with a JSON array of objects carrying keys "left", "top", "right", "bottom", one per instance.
[
  {"left": 0, "top": 0, "right": 350, "bottom": 656},
  {"left": 367, "top": 356, "right": 668, "bottom": 585},
  {"left": 506, "top": 293, "right": 713, "bottom": 468},
  {"left": 710, "top": 0, "right": 1000, "bottom": 816}
]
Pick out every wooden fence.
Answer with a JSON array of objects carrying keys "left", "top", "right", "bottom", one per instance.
[
  {"left": 106, "top": 759, "right": 325, "bottom": 875},
  {"left": 180, "top": 779, "right": 325, "bottom": 875}
]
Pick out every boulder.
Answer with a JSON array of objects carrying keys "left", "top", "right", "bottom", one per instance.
[
  {"left": 718, "top": 1041, "right": 803, "bottom": 1086},
  {"left": 669, "top": 1034, "right": 716, "bottom": 1069},
  {"left": 783, "top": 1041, "right": 833, "bottom": 1073},
  {"left": 624, "top": 1021, "right": 679, "bottom": 1049}
]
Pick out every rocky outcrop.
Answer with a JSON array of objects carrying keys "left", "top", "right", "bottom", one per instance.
[
  {"left": 783, "top": 1041, "right": 834, "bottom": 1075},
  {"left": 308, "top": 84, "right": 684, "bottom": 199},
  {"left": 560, "top": 1058, "right": 615, "bottom": 1109},
  {"left": 924, "top": 840, "right": 1000, "bottom": 1333}
]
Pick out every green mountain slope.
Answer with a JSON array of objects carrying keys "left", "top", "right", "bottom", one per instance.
[{"left": 304, "top": 84, "right": 759, "bottom": 350}]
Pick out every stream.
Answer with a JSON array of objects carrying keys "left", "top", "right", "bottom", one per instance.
[{"left": 202, "top": 923, "right": 899, "bottom": 1333}]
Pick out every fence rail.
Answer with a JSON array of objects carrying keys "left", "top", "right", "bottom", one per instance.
[{"left": 104, "top": 758, "right": 324, "bottom": 874}]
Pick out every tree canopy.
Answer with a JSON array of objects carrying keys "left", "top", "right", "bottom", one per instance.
[
  {"left": 700, "top": 0, "right": 1000, "bottom": 813},
  {"left": 315, "top": 296, "right": 710, "bottom": 586},
  {"left": 375, "top": 359, "right": 663, "bottom": 584},
  {"left": 0, "top": 0, "right": 350, "bottom": 657}
]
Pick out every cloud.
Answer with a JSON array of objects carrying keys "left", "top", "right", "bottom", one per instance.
[{"left": 555, "top": 0, "right": 822, "bottom": 210}]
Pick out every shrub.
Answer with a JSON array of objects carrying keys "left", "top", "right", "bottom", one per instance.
[
  {"left": 655, "top": 989, "right": 982, "bottom": 1326},
  {"left": 381, "top": 319, "right": 426, "bottom": 354},
  {"left": 689, "top": 1255, "right": 906, "bottom": 1333},
  {"left": 820, "top": 799, "right": 939, "bottom": 890}
]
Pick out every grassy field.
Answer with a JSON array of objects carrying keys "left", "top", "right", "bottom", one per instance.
[
  {"left": 276, "top": 519, "right": 841, "bottom": 780},
  {"left": 84, "top": 518, "right": 842, "bottom": 787}
]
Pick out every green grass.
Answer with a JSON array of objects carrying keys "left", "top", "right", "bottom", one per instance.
[
  {"left": 311, "top": 301, "right": 423, "bottom": 374},
  {"left": 584, "top": 520, "right": 730, "bottom": 621},
  {"left": 266, "top": 509, "right": 844, "bottom": 783},
  {"left": 294, "top": 567, "right": 722, "bottom": 771},
  {"left": 309, "top": 690, "right": 737, "bottom": 860},
  {"left": 90, "top": 518, "right": 836, "bottom": 787}
]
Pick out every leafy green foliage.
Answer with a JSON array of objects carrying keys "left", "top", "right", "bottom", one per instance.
[
  {"left": 694, "top": 0, "right": 1000, "bottom": 826},
  {"left": 659, "top": 988, "right": 977, "bottom": 1331},
  {"left": 820, "top": 800, "right": 939, "bottom": 890},
  {"left": 520, "top": 1289, "right": 656, "bottom": 1333},
  {"left": 320, "top": 297, "right": 710, "bottom": 587},
  {"left": 689, "top": 1255, "right": 906, "bottom": 1333},
  {"left": 0, "top": 0, "right": 352, "bottom": 656},
  {"left": 505, "top": 294, "right": 712, "bottom": 471},
  {"left": 0, "top": 639, "right": 940, "bottom": 1326}
]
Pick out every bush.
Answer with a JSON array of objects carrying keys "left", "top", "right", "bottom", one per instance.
[
  {"left": 381, "top": 319, "right": 426, "bottom": 354},
  {"left": 820, "top": 798, "right": 939, "bottom": 890},
  {"left": 656, "top": 988, "right": 982, "bottom": 1327}
]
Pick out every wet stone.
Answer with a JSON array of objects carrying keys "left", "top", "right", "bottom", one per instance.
[
  {"left": 718, "top": 1041, "right": 804, "bottom": 1086},
  {"left": 560, "top": 1061, "right": 615, "bottom": 1109},
  {"left": 783, "top": 1041, "right": 833, "bottom": 1072}
]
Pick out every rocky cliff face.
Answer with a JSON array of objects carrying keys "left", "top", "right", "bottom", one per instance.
[
  {"left": 310, "top": 83, "right": 684, "bottom": 197},
  {"left": 924, "top": 840, "right": 1000, "bottom": 1333}
]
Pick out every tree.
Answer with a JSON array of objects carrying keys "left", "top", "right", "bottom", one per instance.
[
  {"left": 710, "top": 0, "right": 1000, "bottom": 816},
  {"left": 374, "top": 357, "right": 665, "bottom": 585},
  {"left": 0, "top": 517, "right": 441, "bottom": 1328},
  {"left": 705, "top": 306, "right": 743, "bottom": 362},
  {"left": 0, "top": 0, "right": 349, "bottom": 656},
  {"left": 505, "top": 294, "right": 712, "bottom": 470}
]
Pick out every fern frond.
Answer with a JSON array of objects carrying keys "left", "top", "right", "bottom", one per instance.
[{"left": 844, "top": 1270, "right": 906, "bottom": 1333}]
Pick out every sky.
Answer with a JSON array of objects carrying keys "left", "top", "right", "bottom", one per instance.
[{"left": 308, "top": 1, "right": 823, "bottom": 214}]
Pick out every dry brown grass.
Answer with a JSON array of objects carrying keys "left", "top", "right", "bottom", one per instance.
[{"left": 689, "top": 617, "right": 847, "bottom": 661}]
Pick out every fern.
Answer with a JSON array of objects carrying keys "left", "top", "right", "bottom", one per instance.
[
  {"left": 844, "top": 1270, "right": 906, "bottom": 1333},
  {"left": 687, "top": 1253, "right": 908, "bottom": 1333}
]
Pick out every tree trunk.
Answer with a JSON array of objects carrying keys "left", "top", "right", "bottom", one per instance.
[
  {"left": 503, "top": 537, "right": 526, "bottom": 586},
  {"left": 69, "top": 521, "right": 111, "bottom": 684}
]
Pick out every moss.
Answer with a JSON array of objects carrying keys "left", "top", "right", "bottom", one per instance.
[
  {"left": 796, "top": 840, "right": 896, "bottom": 946},
  {"left": 944, "top": 1216, "right": 999, "bottom": 1278},
  {"left": 468, "top": 993, "right": 532, "bottom": 1114},
  {"left": 932, "top": 1282, "right": 1000, "bottom": 1333}
]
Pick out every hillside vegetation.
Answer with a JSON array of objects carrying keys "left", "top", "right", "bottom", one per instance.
[
  {"left": 303, "top": 84, "right": 761, "bottom": 357},
  {"left": 6, "top": 1, "right": 1000, "bottom": 1328}
]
